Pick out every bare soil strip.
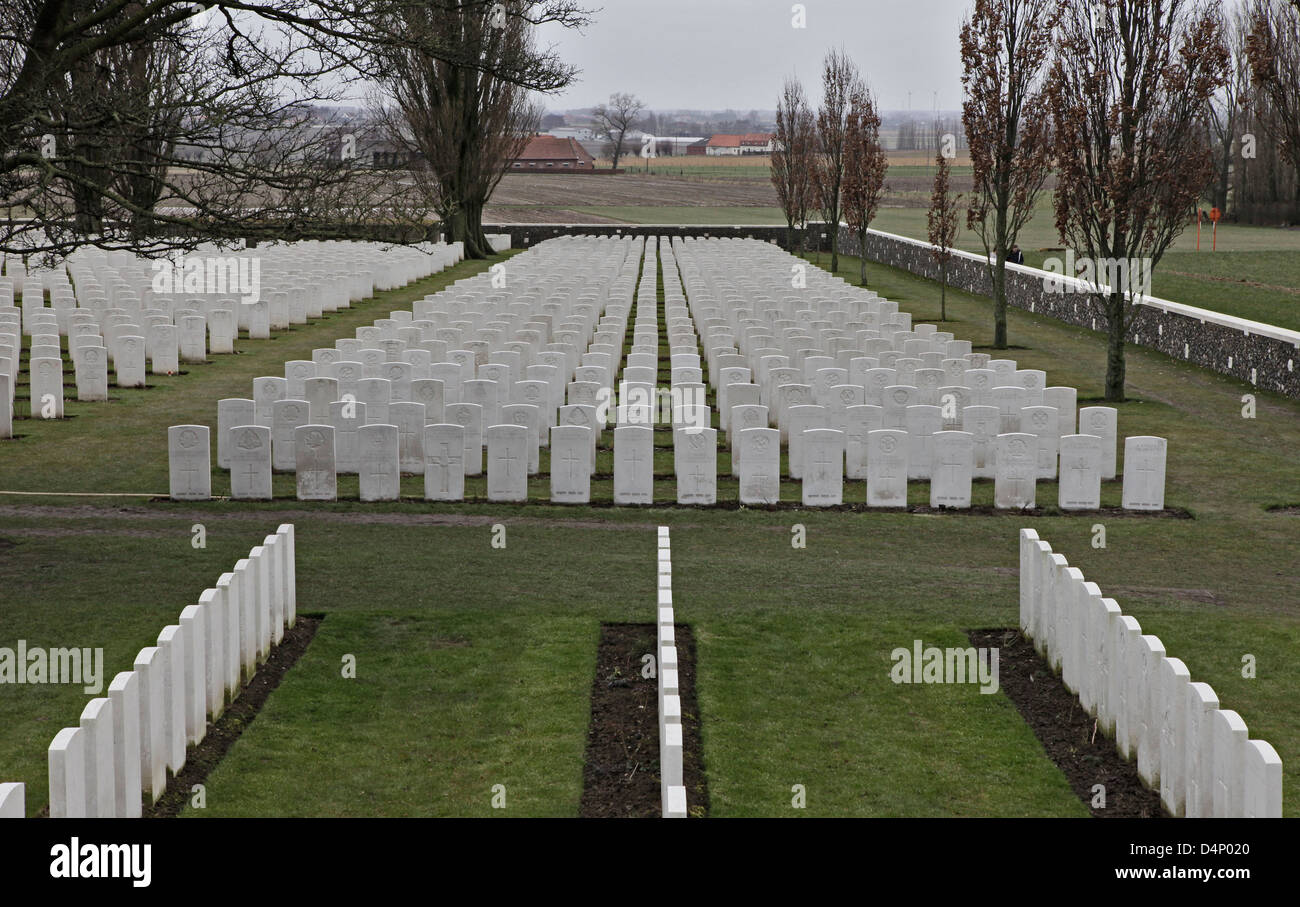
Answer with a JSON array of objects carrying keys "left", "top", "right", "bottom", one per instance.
[
  {"left": 967, "top": 628, "right": 1165, "bottom": 818},
  {"left": 579, "top": 623, "right": 709, "bottom": 818}
]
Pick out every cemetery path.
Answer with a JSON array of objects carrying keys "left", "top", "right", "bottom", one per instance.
[{"left": 0, "top": 502, "right": 682, "bottom": 532}]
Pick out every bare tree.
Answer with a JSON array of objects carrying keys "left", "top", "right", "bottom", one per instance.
[
  {"left": 1203, "top": 10, "right": 1250, "bottom": 214},
  {"left": 592, "top": 92, "right": 643, "bottom": 171},
  {"left": 812, "top": 47, "right": 863, "bottom": 273},
  {"left": 770, "top": 76, "right": 815, "bottom": 253},
  {"left": 0, "top": 1, "right": 587, "bottom": 259},
  {"left": 841, "top": 85, "right": 888, "bottom": 286},
  {"left": 927, "top": 150, "right": 961, "bottom": 322},
  {"left": 1048, "top": 0, "right": 1228, "bottom": 402},
  {"left": 1245, "top": 0, "right": 1300, "bottom": 177},
  {"left": 960, "top": 0, "right": 1057, "bottom": 350},
  {"left": 373, "top": 1, "right": 579, "bottom": 258}
]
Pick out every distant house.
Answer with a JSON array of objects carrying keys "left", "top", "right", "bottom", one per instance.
[
  {"left": 510, "top": 134, "right": 596, "bottom": 171},
  {"left": 704, "top": 133, "right": 773, "bottom": 156},
  {"left": 705, "top": 134, "right": 742, "bottom": 156},
  {"left": 686, "top": 138, "right": 710, "bottom": 156}
]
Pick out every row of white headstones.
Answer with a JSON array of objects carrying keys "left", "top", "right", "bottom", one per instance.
[
  {"left": 175, "top": 235, "right": 645, "bottom": 499},
  {"left": 657, "top": 527, "right": 687, "bottom": 819},
  {"left": 1020, "top": 529, "right": 1282, "bottom": 817},
  {"left": 164, "top": 234, "right": 1169, "bottom": 508},
  {"left": 157, "top": 234, "right": 1163, "bottom": 509},
  {"left": 0, "top": 241, "right": 465, "bottom": 437},
  {"left": 0, "top": 526, "right": 297, "bottom": 818}
]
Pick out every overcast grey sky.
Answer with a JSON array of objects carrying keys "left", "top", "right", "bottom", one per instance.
[{"left": 534, "top": 0, "right": 974, "bottom": 113}]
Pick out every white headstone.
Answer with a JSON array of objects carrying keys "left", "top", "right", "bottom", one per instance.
[
  {"left": 802, "top": 429, "right": 844, "bottom": 505},
  {"left": 1242, "top": 739, "right": 1283, "bottom": 818},
  {"left": 614, "top": 425, "right": 654, "bottom": 504},
  {"left": 303, "top": 376, "right": 339, "bottom": 424},
  {"left": 1079, "top": 406, "right": 1118, "bottom": 479},
  {"left": 155, "top": 624, "right": 187, "bottom": 772},
  {"left": 1043, "top": 386, "right": 1077, "bottom": 435},
  {"left": 550, "top": 424, "right": 592, "bottom": 503},
  {"left": 930, "top": 431, "right": 974, "bottom": 508},
  {"left": 328, "top": 400, "right": 365, "bottom": 473},
  {"left": 423, "top": 424, "right": 465, "bottom": 501},
  {"left": 169, "top": 424, "right": 211, "bottom": 500},
  {"left": 229, "top": 424, "right": 273, "bottom": 500},
  {"left": 992, "top": 385, "right": 1026, "bottom": 434},
  {"left": 994, "top": 433, "right": 1037, "bottom": 509},
  {"left": 48, "top": 726, "right": 87, "bottom": 818},
  {"left": 1058, "top": 434, "right": 1102, "bottom": 510},
  {"left": 272, "top": 399, "right": 311, "bottom": 472},
  {"left": 0, "top": 782, "right": 24, "bottom": 818},
  {"left": 359, "top": 423, "right": 401, "bottom": 501},
  {"left": 217, "top": 398, "right": 255, "bottom": 468},
  {"left": 905, "top": 404, "right": 943, "bottom": 480},
  {"left": 79, "top": 698, "right": 116, "bottom": 817},
  {"left": 501, "top": 403, "right": 541, "bottom": 474},
  {"left": 738, "top": 427, "right": 780, "bottom": 504},
  {"left": 866, "top": 429, "right": 908, "bottom": 507},
  {"left": 445, "top": 402, "right": 483, "bottom": 476},
  {"left": 132, "top": 647, "right": 166, "bottom": 802},
  {"left": 486, "top": 424, "right": 529, "bottom": 502},
  {"left": 675, "top": 427, "right": 717, "bottom": 505},
  {"left": 294, "top": 424, "right": 337, "bottom": 501},
  {"left": 106, "top": 671, "right": 142, "bottom": 817},
  {"left": 1020, "top": 405, "right": 1060, "bottom": 479},
  {"left": 30, "top": 356, "right": 63, "bottom": 418},
  {"left": 389, "top": 401, "right": 427, "bottom": 473},
  {"left": 76, "top": 344, "right": 109, "bottom": 401},
  {"left": 1121, "top": 436, "right": 1167, "bottom": 511}
]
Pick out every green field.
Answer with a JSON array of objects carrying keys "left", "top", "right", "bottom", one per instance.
[{"left": 1, "top": 244, "right": 1296, "bottom": 817}]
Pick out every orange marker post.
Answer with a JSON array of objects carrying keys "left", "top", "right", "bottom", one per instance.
[{"left": 1209, "top": 207, "right": 1221, "bottom": 252}]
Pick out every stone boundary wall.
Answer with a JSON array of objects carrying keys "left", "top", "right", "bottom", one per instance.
[{"left": 834, "top": 224, "right": 1300, "bottom": 400}]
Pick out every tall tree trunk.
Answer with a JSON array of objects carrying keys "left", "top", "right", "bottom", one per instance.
[
  {"left": 992, "top": 249, "right": 1008, "bottom": 349},
  {"left": 941, "top": 262, "right": 947, "bottom": 321},
  {"left": 830, "top": 216, "right": 839, "bottom": 273},
  {"left": 1104, "top": 291, "right": 1127, "bottom": 402},
  {"left": 462, "top": 198, "right": 491, "bottom": 259},
  {"left": 992, "top": 194, "right": 1009, "bottom": 348},
  {"left": 858, "top": 227, "right": 867, "bottom": 285}
]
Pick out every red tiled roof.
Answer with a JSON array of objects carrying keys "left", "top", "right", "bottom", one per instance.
[
  {"left": 740, "top": 133, "right": 772, "bottom": 145},
  {"left": 514, "top": 135, "right": 595, "bottom": 163},
  {"left": 707, "top": 134, "right": 742, "bottom": 147}
]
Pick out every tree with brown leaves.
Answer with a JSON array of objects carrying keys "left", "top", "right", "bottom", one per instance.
[
  {"left": 841, "top": 85, "right": 888, "bottom": 286},
  {"left": 812, "top": 48, "right": 863, "bottom": 274},
  {"left": 1048, "top": 0, "right": 1228, "bottom": 402},
  {"left": 960, "top": 0, "right": 1057, "bottom": 349},
  {"left": 771, "top": 76, "right": 816, "bottom": 253},
  {"left": 928, "top": 151, "right": 961, "bottom": 322},
  {"left": 1245, "top": 0, "right": 1300, "bottom": 177}
]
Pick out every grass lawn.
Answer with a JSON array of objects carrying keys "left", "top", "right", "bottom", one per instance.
[{"left": 1, "top": 243, "right": 1296, "bottom": 817}]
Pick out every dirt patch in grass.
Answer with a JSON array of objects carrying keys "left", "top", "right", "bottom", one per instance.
[
  {"left": 143, "top": 615, "right": 322, "bottom": 818},
  {"left": 1264, "top": 504, "right": 1300, "bottom": 515},
  {"left": 1108, "top": 586, "right": 1226, "bottom": 607},
  {"left": 579, "top": 622, "right": 709, "bottom": 818},
  {"left": 968, "top": 627, "right": 1165, "bottom": 818}
]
